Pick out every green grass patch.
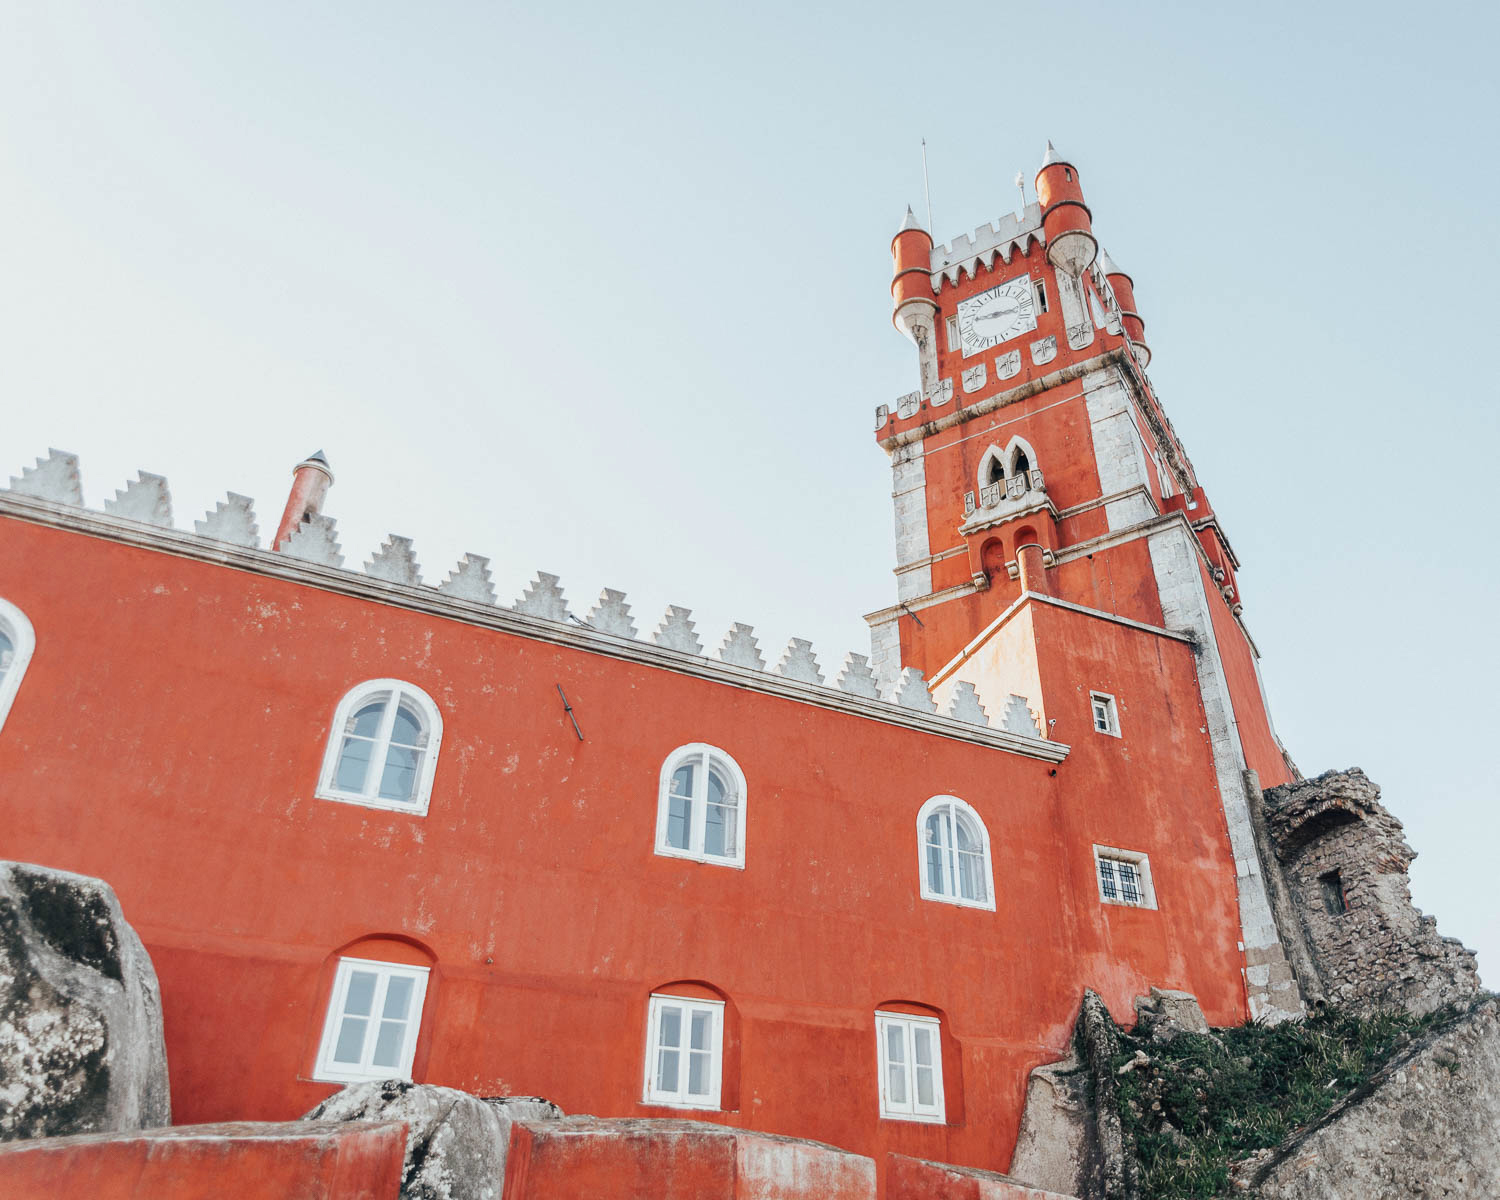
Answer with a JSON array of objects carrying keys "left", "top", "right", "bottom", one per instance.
[{"left": 1111, "top": 1006, "right": 1455, "bottom": 1198}]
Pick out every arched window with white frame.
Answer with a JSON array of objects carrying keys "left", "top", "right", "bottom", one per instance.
[
  {"left": 0, "top": 597, "right": 36, "bottom": 735},
  {"left": 917, "top": 795, "right": 995, "bottom": 911},
  {"left": 655, "top": 743, "right": 746, "bottom": 869},
  {"left": 316, "top": 680, "right": 443, "bottom": 815}
]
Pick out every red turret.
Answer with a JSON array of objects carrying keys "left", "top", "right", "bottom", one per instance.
[
  {"left": 890, "top": 207, "right": 940, "bottom": 393},
  {"left": 272, "top": 450, "right": 333, "bottom": 551},
  {"left": 1099, "top": 247, "right": 1150, "bottom": 367},
  {"left": 1034, "top": 141, "right": 1096, "bottom": 278}
]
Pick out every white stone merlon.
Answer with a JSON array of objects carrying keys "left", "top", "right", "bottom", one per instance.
[
  {"left": 103, "top": 472, "right": 173, "bottom": 528},
  {"left": 834, "top": 652, "right": 880, "bottom": 699},
  {"left": 364, "top": 536, "right": 422, "bottom": 586},
  {"left": 650, "top": 605, "right": 703, "bottom": 655},
  {"left": 773, "top": 638, "right": 824, "bottom": 685},
  {"left": 945, "top": 681, "right": 989, "bottom": 727},
  {"left": 889, "top": 667, "right": 938, "bottom": 713},
  {"left": 867, "top": 614, "right": 901, "bottom": 697},
  {"left": 281, "top": 514, "right": 344, "bottom": 568},
  {"left": 929, "top": 203, "right": 1044, "bottom": 289},
  {"left": 438, "top": 554, "right": 496, "bottom": 605},
  {"left": 891, "top": 441, "right": 932, "bottom": 602},
  {"left": 716, "top": 623, "right": 766, "bottom": 671},
  {"left": 515, "top": 572, "right": 569, "bottom": 622},
  {"left": 1083, "top": 367, "right": 1156, "bottom": 529},
  {"left": 8, "top": 449, "right": 83, "bottom": 506},
  {"left": 194, "top": 493, "right": 259, "bottom": 548},
  {"left": 586, "top": 589, "right": 637, "bottom": 639},
  {"left": 1000, "top": 694, "right": 1043, "bottom": 738},
  {"left": 1148, "top": 522, "right": 1302, "bottom": 1022}
]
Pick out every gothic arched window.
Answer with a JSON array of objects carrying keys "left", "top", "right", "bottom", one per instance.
[
  {"left": 656, "top": 744, "right": 747, "bottom": 868},
  {"left": 317, "top": 680, "right": 443, "bottom": 815},
  {"left": 917, "top": 796, "right": 995, "bottom": 910}
]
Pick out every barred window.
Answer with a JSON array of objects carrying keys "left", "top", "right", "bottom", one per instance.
[{"left": 1093, "top": 846, "right": 1156, "bottom": 909}]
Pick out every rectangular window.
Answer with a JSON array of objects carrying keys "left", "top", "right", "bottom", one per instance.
[
  {"left": 1093, "top": 846, "right": 1157, "bottom": 910},
  {"left": 1090, "top": 692, "right": 1120, "bottom": 737},
  {"left": 875, "top": 1011, "right": 945, "bottom": 1123},
  {"left": 1319, "top": 870, "right": 1348, "bottom": 915},
  {"left": 1033, "top": 278, "right": 1049, "bottom": 314},
  {"left": 314, "top": 957, "right": 429, "bottom": 1083},
  {"left": 644, "top": 994, "right": 723, "bottom": 1110}
]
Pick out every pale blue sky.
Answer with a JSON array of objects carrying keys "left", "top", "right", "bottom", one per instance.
[{"left": 3, "top": 2, "right": 1497, "bottom": 981}]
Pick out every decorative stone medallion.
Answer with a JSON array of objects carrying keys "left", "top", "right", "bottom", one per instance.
[
  {"left": 1030, "top": 335, "right": 1057, "bottom": 366},
  {"left": 895, "top": 391, "right": 920, "bottom": 419},
  {"left": 994, "top": 349, "right": 1021, "bottom": 380},
  {"left": 962, "top": 364, "right": 986, "bottom": 393}
]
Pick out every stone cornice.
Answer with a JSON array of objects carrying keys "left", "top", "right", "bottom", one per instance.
[{"left": 0, "top": 494, "right": 1070, "bottom": 764}]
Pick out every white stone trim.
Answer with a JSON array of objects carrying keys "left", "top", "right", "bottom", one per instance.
[
  {"left": 891, "top": 442, "right": 932, "bottom": 602},
  {"left": 0, "top": 596, "right": 36, "bottom": 735},
  {"left": 654, "top": 743, "right": 747, "bottom": 870}
]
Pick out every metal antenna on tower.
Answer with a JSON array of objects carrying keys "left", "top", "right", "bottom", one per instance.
[
  {"left": 921, "top": 138, "right": 933, "bottom": 234},
  {"left": 1014, "top": 170, "right": 1027, "bottom": 216}
]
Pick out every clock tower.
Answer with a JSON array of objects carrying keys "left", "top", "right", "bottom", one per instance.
[{"left": 869, "top": 143, "right": 1306, "bottom": 1023}]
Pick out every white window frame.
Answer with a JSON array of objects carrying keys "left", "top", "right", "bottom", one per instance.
[
  {"left": 1093, "top": 845, "right": 1157, "bottom": 910},
  {"left": 875, "top": 1011, "right": 945, "bottom": 1123},
  {"left": 654, "top": 743, "right": 747, "bottom": 869},
  {"left": 0, "top": 597, "right": 36, "bottom": 735},
  {"left": 643, "top": 993, "right": 724, "bottom": 1110},
  {"left": 1032, "top": 277, "right": 1049, "bottom": 313},
  {"left": 1090, "top": 691, "right": 1121, "bottom": 738},
  {"left": 316, "top": 679, "right": 443, "bottom": 815},
  {"left": 945, "top": 315, "right": 960, "bottom": 352},
  {"left": 313, "top": 956, "right": 430, "bottom": 1083},
  {"left": 916, "top": 795, "right": 996, "bottom": 912}
]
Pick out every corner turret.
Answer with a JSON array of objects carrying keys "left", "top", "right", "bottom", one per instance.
[
  {"left": 1034, "top": 142, "right": 1096, "bottom": 278},
  {"left": 1098, "top": 247, "right": 1150, "bottom": 368},
  {"left": 272, "top": 450, "right": 334, "bottom": 551},
  {"left": 890, "top": 207, "right": 940, "bottom": 394}
]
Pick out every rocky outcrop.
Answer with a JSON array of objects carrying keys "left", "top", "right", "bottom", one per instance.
[
  {"left": 1130, "top": 988, "right": 1208, "bottom": 1044},
  {"left": 0, "top": 861, "right": 169, "bottom": 1140},
  {"left": 1231, "top": 998, "right": 1500, "bottom": 1197},
  {"left": 303, "top": 1079, "right": 561, "bottom": 1199},
  {"left": 1259, "top": 768, "right": 1481, "bottom": 1015}
]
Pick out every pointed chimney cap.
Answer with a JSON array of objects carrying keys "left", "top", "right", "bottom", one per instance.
[
  {"left": 1097, "top": 247, "right": 1126, "bottom": 278},
  {"left": 898, "top": 205, "right": 926, "bottom": 234},
  {"left": 295, "top": 450, "right": 333, "bottom": 481}
]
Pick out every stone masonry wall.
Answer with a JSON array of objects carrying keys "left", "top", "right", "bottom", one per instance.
[{"left": 1260, "top": 768, "right": 1480, "bottom": 1016}]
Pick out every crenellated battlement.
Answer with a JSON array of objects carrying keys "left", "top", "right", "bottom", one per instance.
[
  {"left": 2, "top": 449, "right": 1069, "bottom": 762},
  {"left": 928, "top": 203, "right": 1044, "bottom": 291}
]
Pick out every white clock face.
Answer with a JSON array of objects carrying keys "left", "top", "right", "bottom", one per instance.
[{"left": 956, "top": 276, "right": 1037, "bottom": 358}]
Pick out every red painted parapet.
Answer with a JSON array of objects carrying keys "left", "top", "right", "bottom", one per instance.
[
  {"left": 886, "top": 1152, "right": 1078, "bottom": 1199},
  {"left": 502, "top": 1117, "right": 876, "bottom": 1200},
  {"left": 0, "top": 1120, "right": 408, "bottom": 1200}
]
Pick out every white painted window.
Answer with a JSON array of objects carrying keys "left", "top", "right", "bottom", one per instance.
[
  {"left": 644, "top": 994, "right": 723, "bottom": 1109},
  {"left": 1093, "top": 845, "right": 1157, "bottom": 910},
  {"left": 655, "top": 744, "right": 746, "bottom": 868},
  {"left": 1090, "top": 691, "right": 1120, "bottom": 737},
  {"left": 0, "top": 598, "right": 36, "bottom": 734},
  {"left": 875, "top": 1011, "right": 945, "bottom": 1122},
  {"left": 917, "top": 796, "right": 995, "bottom": 911},
  {"left": 317, "top": 680, "right": 442, "bottom": 815},
  {"left": 314, "top": 957, "right": 429, "bottom": 1083}
]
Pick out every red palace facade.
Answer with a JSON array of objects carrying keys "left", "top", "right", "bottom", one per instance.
[{"left": 0, "top": 145, "right": 1303, "bottom": 1188}]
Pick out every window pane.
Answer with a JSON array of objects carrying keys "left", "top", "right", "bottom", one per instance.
[
  {"left": 1098, "top": 859, "right": 1118, "bottom": 900},
  {"left": 1119, "top": 863, "right": 1141, "bottom": 905},
  {"left": 704, "top": 802, "right": 737, "bottom": 858},
  {"left": 666, "top": 795, "right": 692, "bottom": 849},
  {"left": 372, "top": 1019, "right": 406, "bottom": 1068},
  {"left": 924, "top": 813, "right": 948, "bottom": 896},
  {"left": 688, "top": 1049, "right": 711, "bottom": 1097},
  {"left": 913, "top": 1025, "right": 934, "bottom": 1067},
  {"left": 377, "top": 744, "right": 422, "bottom": 802},
  {"left": 915, "top": 1064, "right": 936, "bottom": 1108},
  {"left": 670, "top": 763, "right": 695, "bottom": 799},
  {"left": 344, "top": 971, "right": 377, "bottom": 1016},
  {"left": 689, "top": 1010, "right": 712, "bottom": 1051},
  {"left": 957, "top": 848, "right": 987, "bottom": 902},
  {"left": 658, "top": 1005, "right": 682, "bottom": 1049},
  {"left": 381, "top": 975, "right": 413, "bottom": 1021},
  {"left": 0, "top": 630, "right": 12, "bottom": 673},
  {"left": 333, "top": 1015, "right": 368, "bottom": 1064},
  {"left": 707, "top": 766, "right": 730, "bottom": 808},
  {"left": 656, "top": 1047, "right": 680, "bottom": 1093},
  {"left": 335, "top": 736, "right": 376, "bottom": 793},
  {"left": 348, "top": 699, "right": 387, "bottom": 738},
  {"left": 390, "top": 702, "right": 426, "bottom": 749}
]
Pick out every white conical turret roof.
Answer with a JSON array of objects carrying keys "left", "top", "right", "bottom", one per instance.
[
  {"left": 1041, "top": 140, "right": 1063, "bottom": 167},
  {"left": 1097, "top": 247, "right": 1124, "bottom": 276},
  {"left": 898, "top": 205, "right": 925, "bottom": 234}
]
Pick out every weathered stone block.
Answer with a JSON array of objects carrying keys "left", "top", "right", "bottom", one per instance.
[
  {"left": 0, "top": 861, "right": 170, "bottom": 1140},
  {"left": 304, "top": 1079, "right": 561, "bottom": 1199}
]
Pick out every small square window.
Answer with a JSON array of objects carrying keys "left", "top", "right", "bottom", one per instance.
[
  {"left": 1090, "top": 692, "right": 1120, "bottom": 737},
  {"left": 875, "top": 1012, "right": 945, "bottom": 1123},
  {"left": 1093, "top": 845, "right": 1157, "bottom": 910},
  {"left": 314, "top": 957, "right": 430, "bottom": 1083},
  {"left": 644, "top": 994, "right": 723, "bottom": 1110}
]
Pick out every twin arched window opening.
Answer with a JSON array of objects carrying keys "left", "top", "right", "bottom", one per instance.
[
  {"left": 977, "top": 439, "right": 1042, "bottom": 509},
  {"left": 655, "top": 743, "right": 746, "bottom": 869},
  {"left": 317, "top": 680, "right": 443, "bottom": 815}
]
